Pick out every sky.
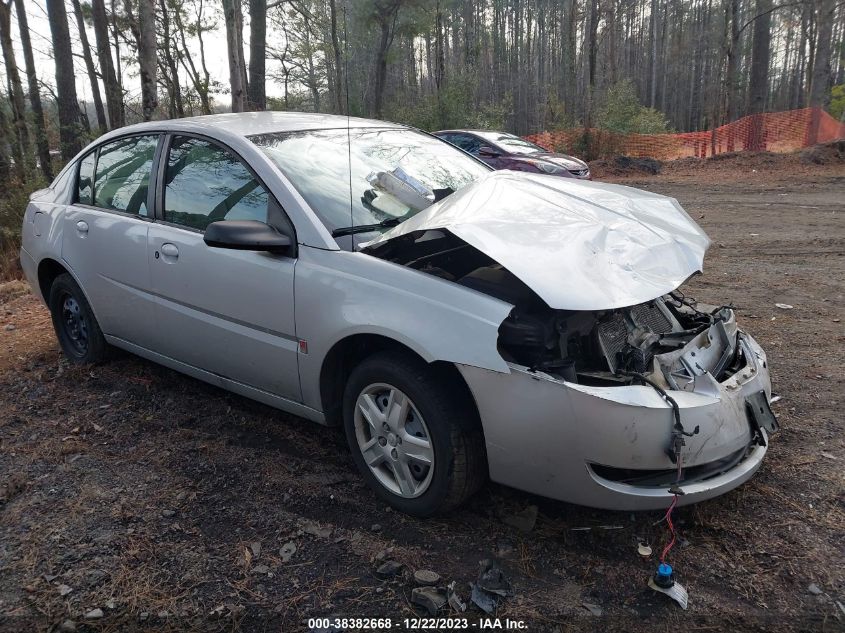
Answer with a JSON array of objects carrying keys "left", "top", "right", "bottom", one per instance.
[{"left": 6, "top": 1, "right": 257, "bottom": 111}]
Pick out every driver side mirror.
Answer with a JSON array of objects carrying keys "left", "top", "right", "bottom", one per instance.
[
  {"left": 204, "top": 220, "right": 292, "bottom": 254},
  {"left": 477, "top": 146, "right": 502, "bottom": 158}
]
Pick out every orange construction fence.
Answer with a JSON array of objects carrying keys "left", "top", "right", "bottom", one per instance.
[{"left": 525, "top": 107, "right": 845, "bottom": 160}]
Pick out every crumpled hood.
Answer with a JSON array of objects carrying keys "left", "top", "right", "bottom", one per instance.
[{"left": 362, "top": 170, "right": 710, "bottom": 311}]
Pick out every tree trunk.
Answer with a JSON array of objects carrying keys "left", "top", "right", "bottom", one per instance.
[
  {"left": 71, "top": 0, "right": 107, "bottom": 132},
  {"left": 371, "top": 1, "right": 400, "bottom": 119},
  {"left": 248, "top": 0, "right": 266, "bottom": 110},
  {"left": 747, "top": 0, "right": 772, "bottom": 150},
  {"left": 0, "top": 99, "right": 11, "bottom": 184},
  {"left": 807, "top": 0, "right": 835, "bottom": 143},
  {"left": 111, "top": 0, "right": 122, "bottom": 88},
  {"left": 435, "top": 0, "right": 444, "bottom": 125},
  {"left": 13, "top": 0, "right": 52, "bottom": 180},
  {"left": 649, "top": 0, "right": 658, "bottom": 106},
  {"left": 584, "top": 0, "right": 599, "bottom": 134},
  {"left": 724, "top": 0, "right": 740, "bottom": 149},
  {"left": 46, "top": 0, "right": 82, "bottom": 161},
  {"left": 138, "top": 0, "right": 158, "bottom": 120},
  {"left": 158, "top": 0, "right": 184, "bottom": 118},
  {"left": 92, "top": 0, "right": 124, "bottom": 128},
  {"left": 223, "top": 0, "right": 246, "bottom": 112},
  {"left": 330, "top": 0, "right": 344, "bottom": 114},
  {"left": 0, "top": 0, "right": 32, "bottom": 180}
]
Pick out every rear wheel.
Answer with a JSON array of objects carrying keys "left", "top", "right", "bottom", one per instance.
[
  {"left": 48, "top": 273, "right": 109, "bottom": 364},
  {"left": 343, "top": 351, "right": 486, "bottom": 516}
]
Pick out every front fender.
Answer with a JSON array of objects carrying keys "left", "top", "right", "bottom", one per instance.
[{"left": 295, "top": 246, "right": 512, "bottom": 412}]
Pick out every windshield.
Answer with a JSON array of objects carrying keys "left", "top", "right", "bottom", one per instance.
[
  {"left": 474, "top": 131, "right": 546, "bottom": 155},
  {"left": 250, "top": 128, "right": 490, "bottom": 235}
]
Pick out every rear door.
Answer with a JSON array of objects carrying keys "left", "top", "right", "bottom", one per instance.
[
  {"left": 147, "top": 134, "right": 301, "bottom": 401},
  {"left": 61, "top": 134, "right": 161, "bottom": 347}
]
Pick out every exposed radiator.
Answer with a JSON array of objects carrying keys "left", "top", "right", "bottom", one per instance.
[
  {"left": 630, "top": 301, "right": 673, "bottom": 333},
  {"left": 597, "top": 301, "right": 672, "bottom": 373}
]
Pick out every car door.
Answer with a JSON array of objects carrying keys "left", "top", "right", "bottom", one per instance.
[
  {"left": 147, "top": 134, "right": 301, "bottom": 401},
  {"left": 61, "top": 134, "right": 160, "bottom": 348}
]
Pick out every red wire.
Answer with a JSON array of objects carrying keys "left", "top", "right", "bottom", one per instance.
[{"left": 660, "top": 494, "right": 679, "bottom": 563}]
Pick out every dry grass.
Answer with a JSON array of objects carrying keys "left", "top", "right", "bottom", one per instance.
[{"left": 0, "top": 237, "right": 21, "bottom": 281}]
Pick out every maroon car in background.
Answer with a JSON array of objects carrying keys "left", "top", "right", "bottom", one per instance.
[{"left": 433, "top": 129, "right": 591, "bottom": 179}]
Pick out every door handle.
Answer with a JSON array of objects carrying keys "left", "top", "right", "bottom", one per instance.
[
  {"left": 76, "top": 220, "right": 89, "bottom": 234},
  {"left": 160, "top": 243, "right": 179, "bottom": 259}
]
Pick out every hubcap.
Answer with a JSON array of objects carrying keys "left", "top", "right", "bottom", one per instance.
[
  {"left": 354, "top": 383, "right": 434, "bottom": 498},
  {"left": 61, "top": 294, "right": 88, "bottom": 354}
]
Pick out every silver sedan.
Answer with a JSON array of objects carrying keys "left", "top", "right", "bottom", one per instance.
[{"left": 19, "top": 113, "right": 776, "bottom": 516}]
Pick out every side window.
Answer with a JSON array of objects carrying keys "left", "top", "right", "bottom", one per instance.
[
  {"left": 93, "top": 135, "right": 158, "bottom": 216},
  {"left": 452, "top": 134, "right": 483, "bottom": 155},
  {"left": 163, "top": 136, "right": 269, "bottom": 231},
  {"left": 77, "top": 152, "right": 95, "bottom": 205}
]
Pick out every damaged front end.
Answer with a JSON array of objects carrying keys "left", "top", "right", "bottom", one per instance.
[{"left": 361, "top": 172, "right": 776, "bottom": 510}]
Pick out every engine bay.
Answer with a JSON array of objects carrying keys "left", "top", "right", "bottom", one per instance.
[{"left": 365, "top": 229, "right": 743, "bottom": 389}]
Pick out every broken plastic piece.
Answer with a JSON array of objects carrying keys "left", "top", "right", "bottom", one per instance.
[
  {"left": 411, "top": 586, "right": 448, "bottom": 616},
  {"left": 477, "top": 560, "right": 513, "bottom": 597},
  {"left": 447, "top": 581, "right": 466, "bottom": 613},
  {"left": 647, "top": 563, "right": 689, "bottom": 609},
  {"left": 469, "top": 560, "right": 513, "bottom": 614},
  {"left": 637, "top": 542, "right": 653, "bottom": 557},
  {"left": 470, "top": 583, "right": 497, "bottom": 614}
]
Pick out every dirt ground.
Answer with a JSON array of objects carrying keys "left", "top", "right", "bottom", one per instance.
[{"left": 0, "top": 155, "right": 843, "bottom": 633}]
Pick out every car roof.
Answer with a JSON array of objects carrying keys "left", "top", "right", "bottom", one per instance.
[
  {"left": 103, "top": 112, "right": 408, "bottom": 140},
  {"left": 434, "top": 129, "right": 516, "bottom": 136}
]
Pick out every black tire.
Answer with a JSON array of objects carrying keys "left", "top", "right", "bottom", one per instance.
[
  {"left": 48, "top": 273, "right": 109, "bottom": 364},
  {"left": 342, "top": 351, "right": 487, "bottom": 516}
]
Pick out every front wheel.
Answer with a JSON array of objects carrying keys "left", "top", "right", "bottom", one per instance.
[
  {"left": 342, "top": 351, "right": 486, "bottom": 516},
  {"left": 48, "top": 273, "right": 109, "bottom": 364}
]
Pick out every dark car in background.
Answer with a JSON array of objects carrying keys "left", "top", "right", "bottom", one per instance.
[{"left": 433, "top": 130, "right": 591, "bottom": 179}]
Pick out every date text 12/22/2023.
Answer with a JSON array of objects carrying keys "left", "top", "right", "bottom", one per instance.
[{"left": 307, "top": 617, "right": 529, "bottom": 630}]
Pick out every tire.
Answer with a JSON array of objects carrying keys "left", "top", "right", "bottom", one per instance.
[
  {"left": 342, "top": 351, "right": 486, "bottom": 516},
  {"left": 48, "top": 273, "right": 109, "bottom": 364}
]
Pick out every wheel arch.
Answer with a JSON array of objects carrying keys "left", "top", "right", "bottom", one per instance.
[
  {"left": 318, "top": 333, "right": 481, "bottom": 429},
  {"left": 37, "top": 257, "right": 71, "bottom": 302},
  {"left": 37, "top": 258, "right": 103, "bottom": 327}
]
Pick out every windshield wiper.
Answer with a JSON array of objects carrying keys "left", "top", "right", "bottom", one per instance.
[{"left": 331, "top": 217, "right": 401, "bottom": 237}]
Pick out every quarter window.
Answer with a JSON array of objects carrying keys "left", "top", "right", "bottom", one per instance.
[
  {"left": 163, "top": 136, "right": 269, "bottom": 231},
  {"left": 93, "top": 135, "right": 158, "bottom": 216},
  {"left": 77, "top": 152, "right": 95, "bottom": 205}
]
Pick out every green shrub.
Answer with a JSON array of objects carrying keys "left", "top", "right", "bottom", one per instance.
[
  {"left": 0, "top": 178, "right": 47, "bottom": 280},
  {"left": 596, "top": 80, "right": 670, "bottom": 135},
  {"left": 830, "top": 85, "right": 845, "bottom": 122},
  {"left": 384, "top": 79, "right": 509, "bottom": 132}
]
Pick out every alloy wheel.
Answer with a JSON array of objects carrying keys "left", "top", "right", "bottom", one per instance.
[{"left": 353, "top": 382, "right": 435, "bottom": 498}]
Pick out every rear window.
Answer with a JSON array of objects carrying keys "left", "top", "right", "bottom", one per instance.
[{"left": 93, "top": 135, "right": 159, "bottom": 216}]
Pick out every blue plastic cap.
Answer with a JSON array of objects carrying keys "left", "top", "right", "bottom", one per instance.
[{"left": 658, "top": 563, "right": 673, "bottom": 577}]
